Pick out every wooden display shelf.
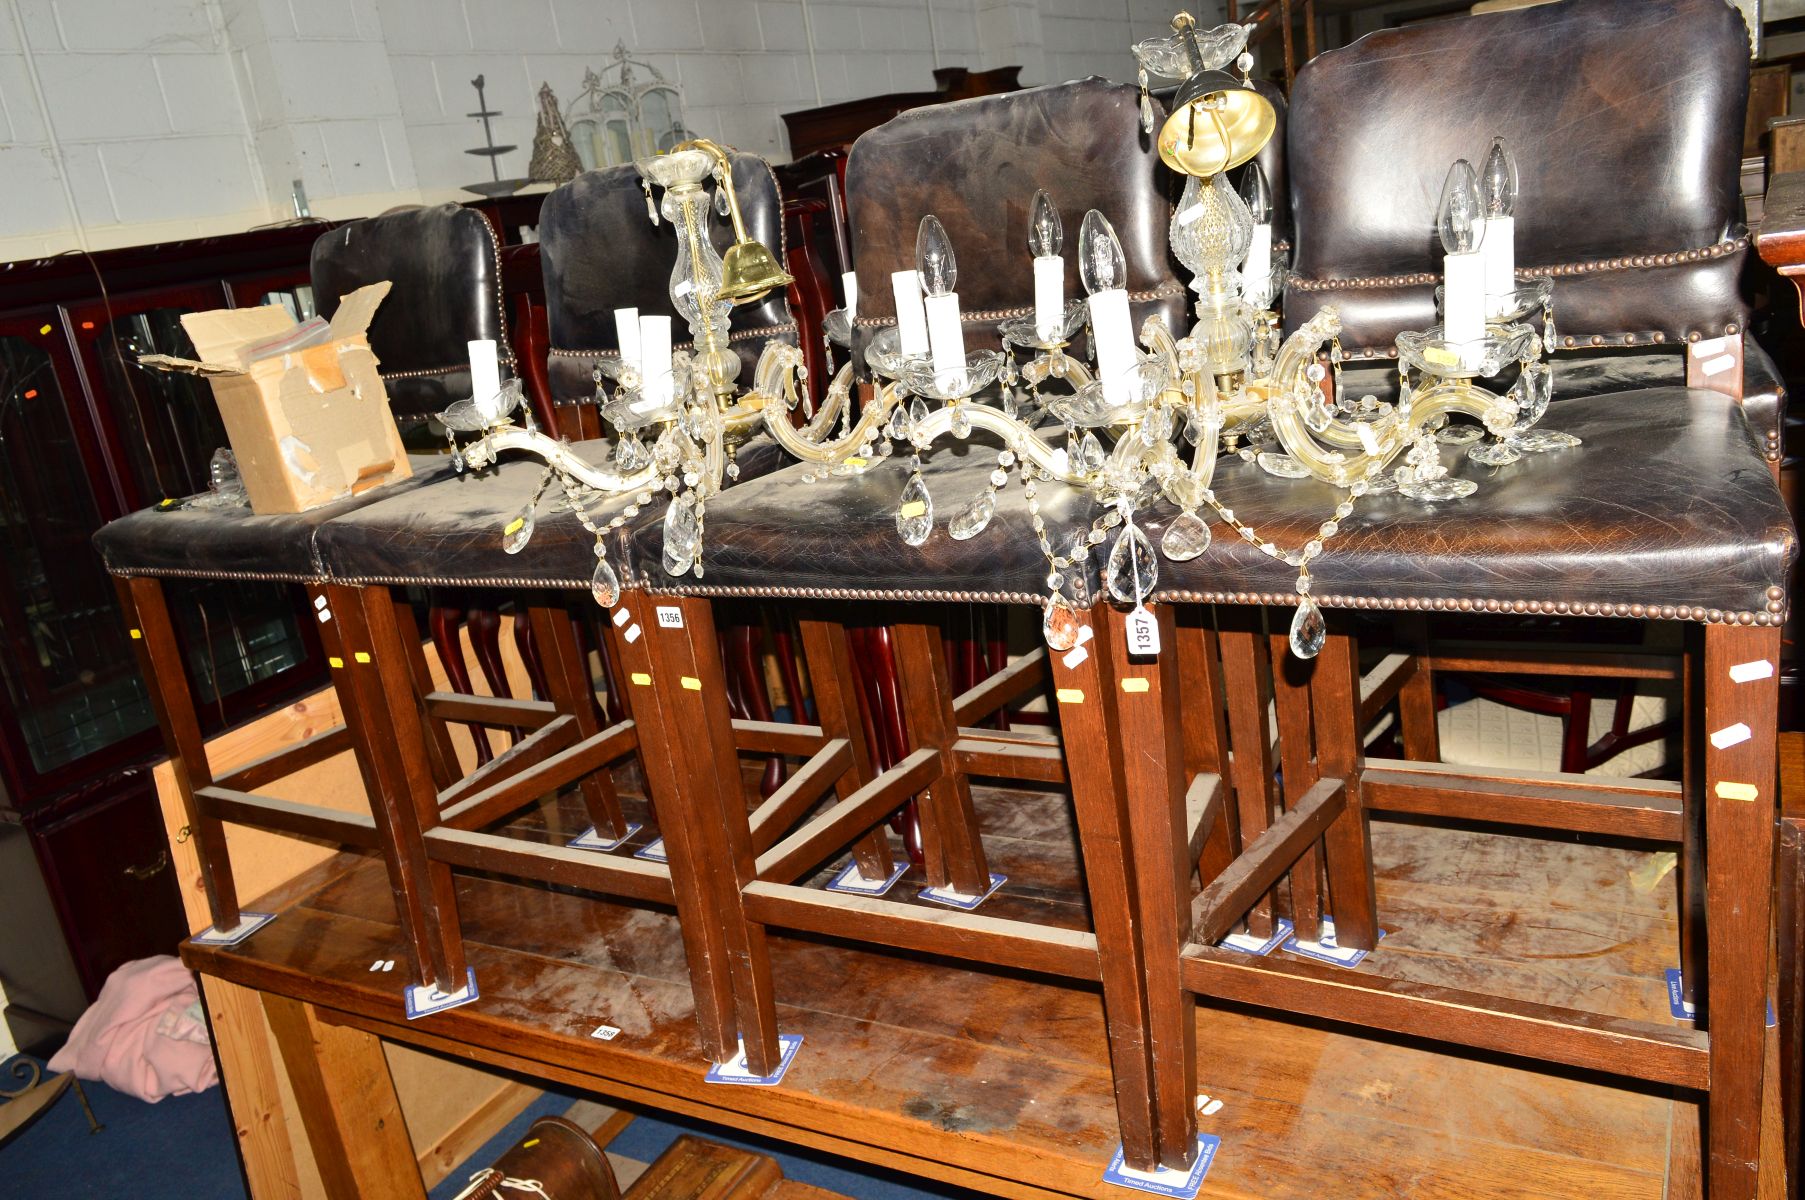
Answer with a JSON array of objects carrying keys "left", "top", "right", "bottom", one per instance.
[{"left": 181, "top": 768, "right": 1752, "bottom": 1199}]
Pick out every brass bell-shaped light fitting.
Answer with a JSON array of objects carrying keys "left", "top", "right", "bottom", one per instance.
[
  {"left": 1156, "top": 14, "right": 1275, "bottom": 177},
  {"left": 678, "top": 137, "right": 794, "bottom": 305},
  {"left": 718, "top": 238, "right": 793, "bottom": 305}
]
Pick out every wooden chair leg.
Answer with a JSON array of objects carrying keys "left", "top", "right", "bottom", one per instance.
[
  {"left": 1102, "top": 604, "right": 1201, "bottom": 1171},
  {"left": 645, "top": 596, "right": 783, "bottom": 1075},
  {"left": 527, "top": 603, "right": 626, "bottom": 841},
  {"left": 1218, "top": 610, "right": 1277, "bottom": 937},
  {"left": 1699, "top": 622, "right": 1779, "bottom": 1200},
  {"left": 726, "top": 622, "right": 787, "bottom": 797},
  {"left": 769, "top": 609, "right": 809, "bottom": 724},
  {"left": 1396, "top": 615, "right": 1441, "bottom": 762},
  {"left": 1680, "top": 637, "right": 1706, "bottom": 1010},
  {"left": 1176, "top": 610, "right": 1238, "bottom": 890},
  {"left": 514, "top": 607, "right": 551, "bottom": 703},
  {"left": 1270, "top": 634, "right": 1325, "bottom": 944},
  {"left": 1046, "top": 601, "right": 1161, "bottom": 1172},
  {"left": 330, "top": 584, "right": 467, "bottom": 993},
  {"left": 796, "top": 615, "right": 894, "bottom": 883},
  {"left": 1777, "top": 784, "right": 1803, "bottom": 1200},
  {"left": 468, "top": 607, "right": 513, "bottom": 746},
  {"left": 602, "top": 595, "right": 740, "bottom": 1065},
  {"left": 431, "top": 601, "right": 491, "bottom": 766},
  {"left": 890, "top": 619, "right": 991, "bottom": 896},
  {"left": 1311, "top": 626, "right": 1379, "bottom": 951},
  {"left": 263, "top": 994, "right": 425, "bottom": 1200},
  {"left": 117, "top": 576, "right": 240, "bottom": 931},
  {"left": 389, "top": 595, "right": 461, "bottom": 791}
]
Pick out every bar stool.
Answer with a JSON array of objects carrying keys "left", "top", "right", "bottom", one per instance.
[
  {"left": 1108, "top": 0, "right": 1791, "bottom": 1192},
  {"left": 538, "top": 154, "right": 800, "bottom": 794},
  {"left": 622, "top": 79, "right": 1197, "bottom": 1171},
  {"left": 313, "top": 205, "right": 537, "bottom": 766},
  {"left": 93, "top": 462, "right": 446, "bottom": 950},
  {"left": 304, "top": 148, "right": 819, "bottom": 1044}
]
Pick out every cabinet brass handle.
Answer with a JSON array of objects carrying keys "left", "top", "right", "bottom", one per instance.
[{"left": 123, "top": 850, "right": 170, "bottom": 881}]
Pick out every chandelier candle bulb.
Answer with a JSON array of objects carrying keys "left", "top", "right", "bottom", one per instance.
[
  {"left": 1437, "top": 158, "right": 1488, "bottom": 359},
  {"left": 638, "top": 314, "right": 673, "bottom": 406},
  {"left": 468, "top": 339, "right": 502, "bottom": 421},
  {"left": 1479, "top": 137, "right": 1519, "bottom": 314},
  {"left": 841, "top": 271, "right": 859, "bottom": 322},
  {"left": 890, "top": 269, "right": 931, "bottom": 356},
  {"left": 613, "top": 308, "right": 641, "bottom": 369},
  {"left": 916, "top": 215, "right": 968, "bottom": 387},
  {"left": 1078, "top": 209, "right": 1137, "bottom": 404},
  {"left": 1028, "top": 189, "right": 1066, "bottom": 341}
]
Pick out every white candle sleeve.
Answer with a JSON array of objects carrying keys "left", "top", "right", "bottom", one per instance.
[
  {"left": 1242, "top": 225, "right": 1273, "bottom": 306},
  {"left": 1482, "top": 215, "right": 1516, "bottom": 310},
  {"left": 613, "top": 308, "right": 640, "bottom": 368},
  {"left": 1442, "top": 250, "right": 1488, "bottom": 355},
  {"left": 638, "top": 314, "right": 673, "bottom": 405},
  {"left": 890, "top": 270, "right": 930, "bottom": 356},
  {"left": 1033, "top": 255, "right": 1064, "bottom": 340},
  {"left": 467, "top": 339, "right": 502, "bottom": 415},
  {"left": 841, "top": 271, "right": 859, "bottom": 323},
  {"left": 923, "top": 292, "right": 967, "bottom": 386},
  {"left": 1088, "top": 288, "right": 1138, "bottom": 405}
]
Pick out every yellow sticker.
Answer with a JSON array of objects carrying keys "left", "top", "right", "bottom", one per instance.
[
  {"left": 522, "top": 1139, "right": 540, "bottom": 1150},
  {"left": 630, "top": 671, "right": 652, "bottom": 686},
  {"left": 1714, "top": 781, "right": 1759, "bottom": 802},
  {"left": 504, "top": 516, "right": 526, "bottom": 535},
  {"left": 898, "top": 500, "right": 926, "bottom": 517},
  {"left": 681, "top": 675, "right": 702, "bottom": 690},
  {"left": 1121, "top": 678, "right": 1150, "bottom": 693},
  {"left": 38, "top": 324, "right": 52, "bottom": 336},
  {"left": 129, "top": 628, "right": 143, "bottom": 639},
  {"left": 844, "top": 456, "right": 867, "bottom": 468},
  {"left": 328, "top": 656, "right": 344, "bottom": 669},
  {"left": 1055, "top": 687, "right": 1084, "bottom": 704},
  {"left": 354, "top": 651, "right": 372, "bottom": 663},
  {"left": 1424, "top": 344, "right": 1461, "bottom": 367}
]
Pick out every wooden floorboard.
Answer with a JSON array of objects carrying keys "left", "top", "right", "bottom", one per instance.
[{"left": 195, "top": 775, "right": 1696, "bottom": 1199}]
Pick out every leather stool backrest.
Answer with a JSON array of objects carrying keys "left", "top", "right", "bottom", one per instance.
[
  {"left": 538, "top": 151, "right": 795, "bottom": 407},
  {"left": 1284, "top": 0, "right": 1750, "bottom": 357},
  {"left": 843, "top": 78, "right": 1186, "bottom": 375},
  {"left": 310, "top": 203, "right": 507, "bottom": 416}
]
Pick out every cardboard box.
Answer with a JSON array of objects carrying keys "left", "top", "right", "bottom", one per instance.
[{"left": 140, "top": 281, "right": 411, "bottom": 514}]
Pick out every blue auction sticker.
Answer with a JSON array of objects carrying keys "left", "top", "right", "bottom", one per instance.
[
  {"left": 704, "top": 1033, "right": 804, "bottom": 1087},
  {"left": 1102, "top": 1136, "right": 1220, "bottom": 1197}
]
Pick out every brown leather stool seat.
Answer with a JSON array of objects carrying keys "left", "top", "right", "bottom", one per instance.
[
  {"left": 313, "top": 437, "right": 790, "bottom": 589},
  {"left": 1142, "top": 388, "right": 1792, "bottom": 619},
  {"left": 92, "top": 455, "right": 449, "bottom": 583},
  {"left": 629, "top": 432, "right": 1102, "bottom": 601}
]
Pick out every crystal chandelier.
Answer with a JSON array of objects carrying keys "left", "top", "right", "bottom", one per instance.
[{"left": 437, "top": 15, "right": 1577, "bottom": 663}]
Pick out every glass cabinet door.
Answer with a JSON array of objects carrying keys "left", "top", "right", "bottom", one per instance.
[
  {"left": 68, "top": 287, "right": 321, "bottom": 734},
  {"left": 91, "top": 301, "right": 233, "bottom": 507},
  {"left": 0, "top": 326, "right": 155, "bottom": 784}
]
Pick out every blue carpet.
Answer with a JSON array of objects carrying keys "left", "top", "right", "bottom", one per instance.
[
  {"left": 1, "top": 1055, "right": 247, "bottom": 1200},
  {"left": 5, "top": 1054, "right": 982, "bottom": 1199}
]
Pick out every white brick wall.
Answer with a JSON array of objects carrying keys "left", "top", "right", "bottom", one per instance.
[{"left": 0, "top": 0, "right": 1169, "bottom": 259}]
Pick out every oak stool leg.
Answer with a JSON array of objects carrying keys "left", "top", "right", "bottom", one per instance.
[
  {"left": 1700, "top": 623, "right": 1780, "bottom": 1200},
  {"left": 117, "top": 575, "right": 242, "bottom": 933}
]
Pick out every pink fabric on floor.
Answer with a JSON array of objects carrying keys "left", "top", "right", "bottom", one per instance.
[{"left": 47, "top": 956, "right": 217, "bottom": 1103}]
